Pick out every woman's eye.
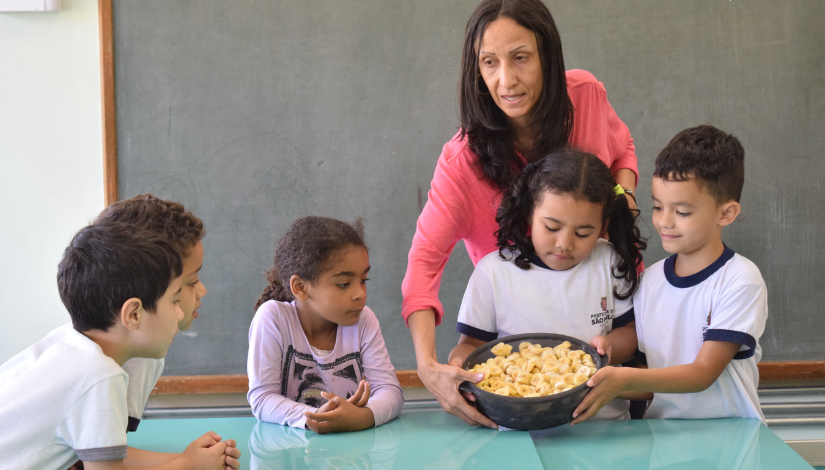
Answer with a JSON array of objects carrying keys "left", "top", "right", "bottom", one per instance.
[
  {"left": 361, "top": 278, "right": 370, "bottom": 284},
  {"left": 544, "top": 225, "right": 559, "bottom": 232},
  {"left": 515, "top": 55, "right": 527, "bottom": 62},
  {"left": 337, "top": 283, "right": 350, "bottom": 288},
  {"left": 188, "top": 280, "right": 200, "bottom": 287},
  {"left": 677, "top": 211, "right": 690, "bottom": 217},
  {"left": 652, "top": 206, "right": 661, "bottom": 211},
  {"left": 575, "top": 232, "right": 592, "bottom": 239}
]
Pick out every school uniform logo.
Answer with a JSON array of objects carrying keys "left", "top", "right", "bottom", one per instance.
[
  {"left": 702, "top": 309, "right": 712, "bottom": 339},
  {"left": 591, "top": 297, "right": 613, "bottom": 325}
]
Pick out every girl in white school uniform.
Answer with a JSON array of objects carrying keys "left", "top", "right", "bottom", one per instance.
[{"left": 448, "top": 148, "right": 646, "bottom": 420}]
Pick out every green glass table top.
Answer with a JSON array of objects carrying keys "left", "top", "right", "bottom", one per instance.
[
  {"left": 530, "top": 418, "right": 813, "bottom": 470},
  {"left": 127, "top": 413, "right": 812, "bottom": 469}
]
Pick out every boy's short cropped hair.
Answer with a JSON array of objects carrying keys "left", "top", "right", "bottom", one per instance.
[
  {"left": 653, "top": 125, "right": 745, "bottom": 204},
  {"left": 94, "top": 194, "right": 205, "bottom": 257},
  {"left": 58, "top": 222, "right": 183, "bottom": 332}
]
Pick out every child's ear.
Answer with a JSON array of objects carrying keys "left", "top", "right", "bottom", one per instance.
[
  {"left": 119, "top": 298, "right": 143, "bottom": 330},
  {"left": 290, "top": 274, "right": 309, "bottom": 300},
  {"left": 717, "top": 201, "right": 742, "bottom": 227}
]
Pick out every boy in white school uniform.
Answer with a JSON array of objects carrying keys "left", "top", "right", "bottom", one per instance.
[
  {"left": 93, "top": 194, "right": 209, "bottom": 433},
  {"left": 572, "top": 125, "right": 768, "bottom": 424},
  {"left": 0, "top": 223, "right": 239, "bottom": 470}
]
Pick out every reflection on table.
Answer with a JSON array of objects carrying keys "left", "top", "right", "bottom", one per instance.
[{"left": 127, "top": 411, "right": 812, "bottom": 470}]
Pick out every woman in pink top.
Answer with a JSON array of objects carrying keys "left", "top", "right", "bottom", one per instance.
[{"left": 402, "top": 0, "right": 639, "bottom": 428}]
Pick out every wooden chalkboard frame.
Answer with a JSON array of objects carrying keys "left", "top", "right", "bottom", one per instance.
[{"left": 97, "top": 0, "right": 823, "bottom": 392}]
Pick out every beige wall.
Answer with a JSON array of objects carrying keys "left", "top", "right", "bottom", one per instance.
[{"left": 0, "top": 0, "right": 105, "bottom": 363}]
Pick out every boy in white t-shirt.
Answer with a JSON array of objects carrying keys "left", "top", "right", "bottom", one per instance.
[
  {"left": 93, "top": 194, "right": 209, "bottom": 433},
  {"left": 572, "top": 125, "right": 768, "bottom": 424},
  {"left": 0, "top": 223, "right": 238, "bottom": 470}
]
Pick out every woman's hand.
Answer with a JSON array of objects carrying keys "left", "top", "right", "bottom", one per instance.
[
  {"left": 418, "top": 359, "right": 497, "bottom": 429},
  {"left": 408, "top": 310, "right": 498, "bottom": 429}
]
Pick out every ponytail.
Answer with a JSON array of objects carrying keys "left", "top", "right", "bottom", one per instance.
[
  {"left": 606, "top": 193, "right": 647, "bottom": 299},
  {"left": 254, "top": 266, "right": 294, "bottom": 310}
]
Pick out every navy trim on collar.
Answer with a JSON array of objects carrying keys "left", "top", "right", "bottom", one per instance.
[
  {"left": 457, "top": 322, "right": 498, "bottom": 342},
  {"left": 664, "top": 244, "right": 735, "bottom": 288},
  {"left": 529, "top": 254, "right": 555, "bottom": 270},
  {"left": 704, "top": 329, "right": 756, "bottom": 360},
  {"left": 612, "top": 308, "right": 635, "bottom": 328}
]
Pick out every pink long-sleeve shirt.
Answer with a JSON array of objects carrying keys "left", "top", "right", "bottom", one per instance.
[
  {"left": 247, "top": 301, "right": 403, "bottom": 429},
  {"left": 401, "top": 69, "right": 638, "bottom": 326}
]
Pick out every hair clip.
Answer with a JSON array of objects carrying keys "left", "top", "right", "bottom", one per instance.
[{"left": 613, "top": 184, "right": 625, "bottom": 196}]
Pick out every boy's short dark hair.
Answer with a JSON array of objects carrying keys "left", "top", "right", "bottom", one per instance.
[
  {"left": 57, "top": 222, "right": 183, "bottom": 332},
  {"left": 654, "top": 125, "right": 745, "bottom": 204},
  {"left": 94, "top": 194, "right": 205, "bottom": 257}
]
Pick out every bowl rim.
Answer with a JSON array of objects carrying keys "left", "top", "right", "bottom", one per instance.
[{"left": 460, "top": 332, "right": 605, "bottom": 402}]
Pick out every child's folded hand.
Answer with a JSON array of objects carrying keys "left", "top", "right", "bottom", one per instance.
[
  {"left": 343, "top": 380, "right": 370, "bottom": 407},
  {"left": 180, "top": 431, "right": 229, "bottom": 470},
  {"left": 315, "top": 395, "right": 342, "bottom": 414},
  {"left": 220, "top": 439, "right": 241, "bottom": 470},
  {"left": 303, "top": 392, "right": 376, "bottom": 434}
]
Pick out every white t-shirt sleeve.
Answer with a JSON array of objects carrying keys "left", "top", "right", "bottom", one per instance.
[
  {"left": 122, "top": 357, "right": 164, "bottom": 431},
  {"left": 704, "top": 280, "right": 767, "bottom": 357},
  {"left": 56, "top": 375, "right": 129, "bottom": 462},
  {"left": 456, "top": 261, "right": 498, "bottom": 342},
  {"left": 247, "top": 302, "right": 316, "bottom": 429}
]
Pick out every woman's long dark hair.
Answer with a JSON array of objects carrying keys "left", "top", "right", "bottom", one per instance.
[
  {"left": 254, "top": 216, "right": 367, "bottom": 310},
  {"left": 496, "top": 149, "right": 646, "bottom": 299},
  {"left": 459, "top": 0, "right": 573, "bottom": 192}
]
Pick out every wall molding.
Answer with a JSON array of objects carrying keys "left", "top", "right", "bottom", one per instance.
[{"left": 151, "top": 362, "right": 824, "bottom": 395}]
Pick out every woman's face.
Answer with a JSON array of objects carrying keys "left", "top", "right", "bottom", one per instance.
[{"left": 478, "top": 16, "right": 543, "bottom": 131}]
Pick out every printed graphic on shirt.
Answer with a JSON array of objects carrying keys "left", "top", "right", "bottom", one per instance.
[
  {"left": 280, "top": 345, "right": 364, "bottom": 408},
  {"left": 591, "top": 296, "right": 614, "bottom": 325}
]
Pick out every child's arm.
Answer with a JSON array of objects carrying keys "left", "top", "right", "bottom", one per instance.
[
  {"left": 571, "top": 340, "right": 741, "bottom": 424},
  {"left": 448, "top": 335, "right": 487, "bottom": 369},
  {"left": 122, "top": 435, "right": 241, "bottom": 470},
  {"left": 589, "top": 322, "right": 638, "bottom": 365},
  {"left": 247, "top": 306, "right": 318, "bottom": 428},
  {"left": 354, "top": 308, "right": 405, "bottom": 426},
  {"left": 84, "top": 434, "right": 232, "bottom": 470}
]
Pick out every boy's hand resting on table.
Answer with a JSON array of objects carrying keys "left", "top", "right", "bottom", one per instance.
[{"left": 304, "top": 380, "right": 375, "bottom": 434}]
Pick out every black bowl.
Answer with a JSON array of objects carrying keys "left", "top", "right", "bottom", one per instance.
[{"left": 459, "top": 333, "right": 608, "bottom": 431}]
